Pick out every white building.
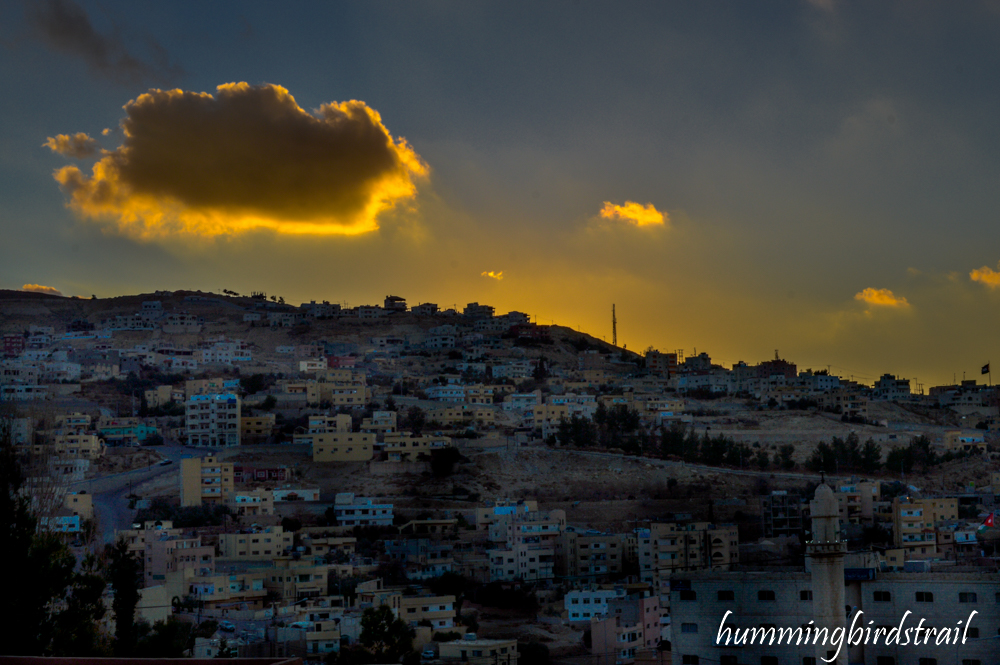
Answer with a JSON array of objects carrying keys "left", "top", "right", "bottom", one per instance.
[{"left": 185, "top": 393, "right": 241, "bottom": 447}]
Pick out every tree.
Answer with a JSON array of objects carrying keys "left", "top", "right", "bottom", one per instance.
[
  {"left": 777, "top": 444, "right": 795, "bottom": 470},
  {"left": 0, "top": 420, "right": 76, "bottom": 654},
  {"left": 106, "top": 537, "right": 143, "bottom": 656},
  {"left": 360, "top": 605, "right": 415, "bottom": 662},
  {"left": 50, "top": 553, "right": 108, "bottom": 656},
  {"left": 861, "top": 439, "right": 882, "bottom": 473}
]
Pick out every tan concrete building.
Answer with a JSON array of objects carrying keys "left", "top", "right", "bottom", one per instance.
[
  {"left": 240, "top": 413, "right": 275, "bottom": 443},
  {"left": 227, "top": 488, "right": 274, "bottom": 517},
  {"left": 398, "top": 594, "right": 457, "bottom": 630},
  {"left": 265, "top": 556, "right": 329, "bottom": 601},
  {"left": 892, "top": 495, "right": 959, "bottom": 559},
  {"left": 63, "top": 490, "right": 93, "bottom": 520},
  {"left": 382, "top": 432, "right": 452, "bottom": 461},
  {"left": 218, "top": 525, "right": 293, "bottom": 559},
  {"left": 52, "top": 433, "right": 105, "bottom": 460},
  {"left": 429, "top": 404, "right": 496, "bottom": 427},
  {"left": 439, "top": 638, "right": 517, "bottom": 665},
  {"left": 312, "top": 432, "right": 375, "bottom": 462},
  {"left": 180, "top": 455, "right": 235, "bottom": 507},
  {"left": 556, "top": 528, "right": 626, "bottom": 579},
  {"left": 144, "top": 533, "right": 215, "bottom": 586},
  {"left": 637, "top": 521, "right": 739, "bottom": 603}
]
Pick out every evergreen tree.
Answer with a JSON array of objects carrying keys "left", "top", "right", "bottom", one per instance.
[{"left": 106, "top": 537, "right": 143, "bottom": 656}]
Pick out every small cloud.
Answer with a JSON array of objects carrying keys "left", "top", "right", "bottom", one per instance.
[
  {"left": 102, "top": 128, "right": 111, "bottom": 136},
  {"left": 27, "top": 0, "right": 182, "bottom": 85},
  {"left": 44, "top": 132, "right": 99, "bottom": 159},
  {"left": 854, "top": 287, "right": 909, "bottom": 308},
  {"left": 970, "top": 263, "right": 1000, "bottom": 289},
  {"left": 599, "top": 201, "right": 666, "bottom": 228},
  {"left": 21, "top": 284, "right": 63, "bottom": 297},
  {"left": 50, "top": 83, "right": 428, "bottom": 240},
  {"left": 481, "top": 270, "right": 504, "bottom": 280}
]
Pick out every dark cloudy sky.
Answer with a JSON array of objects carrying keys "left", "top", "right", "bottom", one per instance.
[{"left": 3, "top": 0, "right": 1000, "bottom": 387}]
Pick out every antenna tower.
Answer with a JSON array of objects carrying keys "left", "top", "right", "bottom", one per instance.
[{"left": 612, "top": 304, "right": 617, "bottom": 347}]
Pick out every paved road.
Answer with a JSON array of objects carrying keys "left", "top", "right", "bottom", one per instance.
[{"left": 71, "top": 445, "right": 208, "bottom": 543}]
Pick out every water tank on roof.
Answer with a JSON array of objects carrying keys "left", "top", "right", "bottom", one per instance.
[{"left": 463, "top": 633, "right": 477, "bottom": 641}]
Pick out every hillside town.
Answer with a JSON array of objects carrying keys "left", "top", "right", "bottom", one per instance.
[{"left": 4, "top": 288, "right": 1000, "bottom": 665}]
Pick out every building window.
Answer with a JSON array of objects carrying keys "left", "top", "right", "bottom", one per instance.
[
  {"left": 873, "top": 591, "right": 891, "bottom": 602},
  {"left": 876, "top": 658, "right": 895, "bottom": 665},
  {"left": 758, "top": 590, "right": 776, "bottom": 601},
  {"left": 680, "top": 590, "right": 697, "bottom": 601},
  {"left": 718, "top": 590, "right": 735, "bottom": 601},
  {"left": 720, "top": 658, "right": 737, "bottom": 665},
  {"left": 963, "top": 660, "right": 982, "bottom": 665},
  {"left": 800, "top": 590, "right": 812, "bottom": 601},
  {"left": 915, "top": 592, "right": 933, "bottom": 602},
  {"left": 681, "top": 623, "right": 698, "bottom": 634},
  {"left": 960, "top": 592, "right": 978, "bottom": 603},
  {"left": 967, "top": 628, "right": 979, "bottom": 638},
  {"left": 918, "top": 659, "right": 937, "bottom": 665},
  {"left": 761, "top": 658, "right": 778, "bottom": 665},
  {"left": 681, "top": 657, "right": 699, "bottom": 665},
  {"left": 803, "top": 659, "right": 817, "bottom": 665}
]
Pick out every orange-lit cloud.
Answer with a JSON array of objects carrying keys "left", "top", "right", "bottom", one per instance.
[
  {"left": 51, "top": 83, "right": 428, "bottom": 240},
  {"left": 854, "top": 287, "right": 909, "bottom": 308},
  {"left": 970, "top": 263, "right": 1000, "bottom": 289},
  {"left": 21, "top": 284, "right": 63, "bottom": 297},
  {"left": 599, "top": 201, "right": 666, "bottom": 227},
  {"left": 481, "top": 270, "right": 504, "bottom": 280},
  {"left": 44, "top": 132, "right": 99, "bottom": 159}
]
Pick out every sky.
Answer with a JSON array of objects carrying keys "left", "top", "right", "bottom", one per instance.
[{"left": 2, "top": 1, "right": 1000, "bottom": 388}]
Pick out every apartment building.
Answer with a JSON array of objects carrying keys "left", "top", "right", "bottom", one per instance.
[
  {"left": 185, "top": 393, "right": 240, "bottom": 447},
  {"left": 312, "top": 432, "right": 375, "bottom": 462},
  {"left": 180, "top": 455, "right": 235, "bottom": 507},
  {"left": 637, "top": 521, "right": 739, "bottom": 603},
  {"left": 118, "top": 520, "right": 184, "bottom": 558},
  {"left": 398, "top": 594, "right": 457, "bottom": 630},
  {"left": 218, "top": 525, "right": 294, "bottom": 560},
  {"left": 52, "top": 433, "right": 105, "bottom": 460},
  {"left": 590, "top": 593, "right": 663, "bottom": 663},
  {"left": 293, "top": 413, "right": 351, "bottom": 445},
  {"left": 565, "top": 587, "right": 628, "bottom": 623},
  {"left": 265, "top": 556, "right": 329, "bottom": 601},
  {"left": 556, "top": 528, "right": 626, "bottom": 579},
  {"left": 63, "top": 490, "right": 93, "bottom": 520},
  {"left": 761, "top": 491, "right": 805, "bottom": 538},
  {"left": 184, "top": 568, "right": 269, "bottom": 610},
  {"left": 385, "top": 539, "right": 455, "bottom": 579},
  {"left": 488, "top": 509, "right": 565, "bottom": 582},
  {"left": 428, "top": 404, "right": 496, "bottom": 427},
  {"left": 361, "top": 410, "right": 397, "bottom": 434},
  {"left": 331, "top": 493, "right": 393, "bottom": 526},
  {"left": 240, "top": 414, "right": 275, "bottom": 443},
  {"left": 382, "top": 432, "right": 452, "bottom": 462},
  {"left": 440, "top": 638, "right": 517, "bottom": 665},
  {"left": 144, "top": 533, "right": 215, "bottom": 585},
  {"left": 892, "top": 495, "right": 959, "bottom": 559},
  {"left": 227, "top": 488, "right": 274, "bottom": 517}
]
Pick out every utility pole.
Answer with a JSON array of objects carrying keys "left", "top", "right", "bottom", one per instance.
[{"left": 612, "top": 304, "right": 617, "bottom": 347}]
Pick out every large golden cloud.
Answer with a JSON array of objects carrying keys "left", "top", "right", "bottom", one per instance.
[
  {"left": 970, "top": 263, "right": 1000, "bottom": 289},
  {"left": 854, "top": 287, "right": 909, "bottom": 308},
  {"left": 51, "top": 83, "right": 428, "bottom": 239}
]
